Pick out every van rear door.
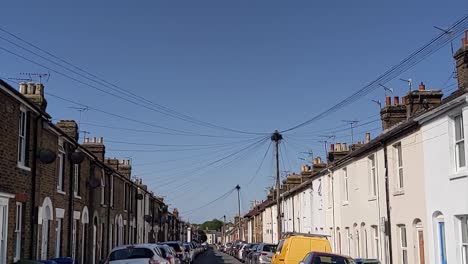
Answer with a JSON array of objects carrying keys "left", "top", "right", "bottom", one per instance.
[{"left": 287, "top": 237, "right": 311, "bottom": 263}]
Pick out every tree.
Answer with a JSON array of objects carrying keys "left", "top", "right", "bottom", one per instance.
[
  {"left": 200, "top": 219, "right": 223, "bottom": 231},
  {"left": 198, "top": 229, "right": 208, "bottom": 242}
]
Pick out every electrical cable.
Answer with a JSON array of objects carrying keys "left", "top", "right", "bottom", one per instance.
[
  {"left": 280, "top": 15, "right": 468, "bottom": 133},
  {"left": 180, "top": 187, "right": 236, "bottom": 215}
]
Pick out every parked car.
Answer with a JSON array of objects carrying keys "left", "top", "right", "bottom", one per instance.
[
  {"left": 106, "top": 244, "right": 170, "bottom": 264},
  {"left": 245, "top": 244, "right": 259, "bottom": 264},
  {"left": 242, "top": 243, "right": 259, "bottom": 262},
  {"left": 354, "top": 259, "right": 380, "bottom": 264},
  {"left": 252, "top": 243, "right": 276, "bottom": 264},
  {"left": 271, "top": 233, "right": 332, "bottom": 264},
  {"left": 163, "top": 241, "right": 188, "bottom": 263},
  {"left": 300, "top": 252, "right": 356, "bottom": 264},
  {"left": 183, "top": 243, "right": 195, "bottom": 263},
  {"left": 238, "top": 243, "right": 249, "bottom": 260},
  {"left": 158, "top": 244, "right": 181, "bottom": 264}
]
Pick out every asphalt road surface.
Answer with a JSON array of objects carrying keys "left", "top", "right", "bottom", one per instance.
[{"left": 194, "top": 247, "right": 242, "bottom": 264}]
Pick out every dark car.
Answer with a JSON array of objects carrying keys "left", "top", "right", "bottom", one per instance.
[
  {"left": 245, "top": 244, "right": 259, "bottom": 264},
  {"left": 242, "top": 243, "right": 259, "bottom": 263},
  {"left": 300, "top": 252, "right": 356, "bottom": 264}
]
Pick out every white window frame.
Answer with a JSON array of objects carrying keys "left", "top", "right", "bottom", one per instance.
[
  {"left": 55, "top": 218, "right": 62, "bottom": 258},
  {"left": 0, "top": 195, "right": 13, "bottom": 264},
  {"left": 101, "top": 174, "right": 105, "bottom": 206},
  {"left": 110, "top": 174, "right": 114, "bottom": 207},
  {"left": 399, "top": 225, "right": 408, "bottom": 264},
  {"left": 342, "top": 168, "right": 349, "bottom": 204},
  {"left": 57, "top": 139, "right": 66, "bottom": 193},
  {"left": 394, "top": 143, "right": 404, "bottom": 190},
  {"left": 371, "top": 225, "right": 379, "bottom": 259},
  {"left": 74, "top": 164, "right": 81, "bottom": 198},
  {"left": 14, "top": 202, "right": 22, "bottom": 262},
  {"left": 123, "top": 183, "right": 127, "bottom": 211},
  {"left": 17, "top": 107, "right": 30, "bottom": 170},
  {"left": 368, "top": 155, "right": 377, "bottom": 198},
  {"left": 454, "top": 114, "right": 466, "bottom": 171},
  {"left": 346, "top": 227, "right": 351, "bottom": 255},
  {"left": 460, "top": 216, "right": 468, "bottom": 264}
]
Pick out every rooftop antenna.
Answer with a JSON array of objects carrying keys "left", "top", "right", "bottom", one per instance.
[
  {"left": 319, "top": 135, "right": 335, "bottom": 157},
  {"left": 79, "top": 130, "right": 90, "bottom": 142},
  {"left": 399, "top": 78, "right": 412, "bottom": 92},
  {"left": 342, "top": 120, "right": 359, "bottom": 144},
  {"left": 378, "top": 83, "right": 394, "bottom": 96},
  {"left": 434, "top": 25, "right": 454, "bottom": 55},
  {"left": 372, "top": 99, "right": 382, "bottom": 109},
  {"left": 69, "top": 106, "right": 89, "bottom": 129},
  {"left": 7, "top": 76, "right": 32, "bottom": 83},
  {"left": 20, "top": 72, "right": 50, "bottom": 84}
]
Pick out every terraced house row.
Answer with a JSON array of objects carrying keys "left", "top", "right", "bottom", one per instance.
[
  {"left": 0, "top": 80, "right": 188, "bottom": 263},
  {"left": 238, "top": 32, "right": 468, "bottom": 264}
]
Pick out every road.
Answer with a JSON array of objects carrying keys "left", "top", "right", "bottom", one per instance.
[{"left": 194, "top": 247, "right": 242, "bottom": 264}]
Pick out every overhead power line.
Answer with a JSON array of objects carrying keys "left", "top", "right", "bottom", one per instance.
[
  {"left": 281, "top": 14, "right": 468, "bottom": 133},
  {"left": 179, "top": 187, "right": 236, "bottom": 215},
  {"left": 0, "top": 27, "right": 267, "bottom": 136}
]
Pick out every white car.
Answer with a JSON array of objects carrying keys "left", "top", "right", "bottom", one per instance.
[{"left": 106, "top": 244, "right": 170, "bottom": 264}]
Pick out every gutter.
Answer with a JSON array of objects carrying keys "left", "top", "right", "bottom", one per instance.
[{"left": 382, "top": 142, "right": 393, "bottom": 264}]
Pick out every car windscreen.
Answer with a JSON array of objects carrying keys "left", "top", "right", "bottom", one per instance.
[
  {"left": 184, "top": 245, "right": 191, "bottom": 251},
  {"left": 158, "top": 247, "right": 167, "bottom": 258},
  {"left": 109, "top": 248, "right": 154, "bottom": 260},
  {"left": 165, "top": 243, "right": 182, "bottom": 252},
  {"left": 262, "top": 244, "right": 276, "bottom": 253},
  {"left": 312, "top": 255, "right": 356, "bottom": 264}
]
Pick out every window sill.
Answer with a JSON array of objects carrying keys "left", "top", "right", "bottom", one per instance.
[
  {"left": 393, "top": 189, "right": 405, "bottom": 196},
  {"left": 368, "top": 196, "right": 377, "bottom": 201},
  {"left": 342, "top": 202, "right": 349, "bottom": 206},
  {"left": 17, "top": 163, "right": 31, "bottom": 172},
  {"left": 57, "top": 190, "right": 66, "bottom": 195},
  {"left": 74, "top": 195, "right": 82, "bottom": 200},
  {"left": 449, "top": 171, "right": 468, "bottom": 180}
]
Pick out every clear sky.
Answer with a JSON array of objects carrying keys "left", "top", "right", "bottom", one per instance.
[{"left": 1, "top": 0, "right": 467, "bottom": 223}]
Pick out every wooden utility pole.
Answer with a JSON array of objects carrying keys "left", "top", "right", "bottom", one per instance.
[
  {"left": 271, "top": 130, "right": 283, "bottom": 242},
  {"left": 236, "top": 185, "right": 241, "bottom": 240}
]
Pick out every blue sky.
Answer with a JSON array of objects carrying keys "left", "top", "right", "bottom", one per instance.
[{"left": 1, "top": 0, "right": 467, "bottom": 223}]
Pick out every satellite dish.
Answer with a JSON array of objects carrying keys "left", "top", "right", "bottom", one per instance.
[
  {"left": 136, "top": 193, "right": 144, "bottom": 200},
  {"left": 87, "top": 177, "right": 101, "bottom": 189},
  {"left": 71, "top": 151, "right": 85, "bottom": 164},
  {"left": 38, "top": 149, "right": 56, "bottom": 164}
]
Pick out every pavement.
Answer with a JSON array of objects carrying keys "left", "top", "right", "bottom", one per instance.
[{"left": 194, "top": 247, "right": 243, "bottom": 264}]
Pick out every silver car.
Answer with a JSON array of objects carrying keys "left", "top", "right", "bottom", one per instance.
[{"left": 252, "top": 243, "right": 276, "bottom": 264}]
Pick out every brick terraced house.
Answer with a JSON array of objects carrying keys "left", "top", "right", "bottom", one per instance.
[{"left": 0, "top": 80, "right": 187, "bottom": 263}]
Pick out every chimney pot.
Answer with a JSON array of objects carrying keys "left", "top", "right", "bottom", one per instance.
[
  {"left": 19, "top": 82, "right": 27, "bottom": 94},
  {"left": 342, "top": 143, "right": 347, "bottom": 151},
  {"left": 35, "top": 83, "right": 43, "bottom": 95},
  {"left": 330, "top": 143, "right": 334, "bottom": 151},
  {"left": 92, "top": 137, "right": 96, "bottom": 143},
  {"left": 98, "top": 137, "right": 103, "bottom": 144},
  {"left": 336, "top": 143, "right": 341, "bottom": 152},
  {"left": 365, "top": 133, "right": 371, "bottom": 143},
  {"left": 84, "top": 138, "right": 89, "bottom": 143},
  {"left": 317, "top": 157, "right": 321, "bottom": 164},
  {"left": 419, "top": 82, "right": 426, "bottom": 91},
  {"left": 394, "top": 96, "right": 399, "bottom": 105},
  {"left": 385, "top": 96, "right": 391, "bottom": 106},
  {"left": 402, "top": 96, "right": 407, "bottom": 105},
  {"left": 27, "top": 82, "right": 35, "bottom": 94}
]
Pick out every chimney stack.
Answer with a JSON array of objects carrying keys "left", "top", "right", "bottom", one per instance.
[
  {"left": 404, "top": 82, "right": 443, "bottom": 117},
  {"left": 82, "top": 136, "right": 105, "bottom": 161},
  {"left": 365, "top": 133, "right": 371, "bottom": 143},
  {"left": 56, "top": 120, "right": 79, "bottom": 141},
  {"left": 454, "top": 30, "right": 468, "bottom": 90},
  {"left": 105, "top": 158, "right": 132, "bottom": 179},
  {"left": 328, "top": 142, "right": 350, "bottom": 164},
  {"left": 19, "top": 82, "right": 47, "bottom": 111},
  {"left": 380, "top": 94, "right": 407, "bottom": 130}
]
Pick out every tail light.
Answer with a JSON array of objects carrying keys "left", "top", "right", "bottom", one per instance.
[{"left": 261, "top": 252, "right": 267, "bottom": 256}]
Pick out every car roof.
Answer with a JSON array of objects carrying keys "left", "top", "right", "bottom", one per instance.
[
  {"left": 110, "top": 244, "right": 157, "bottom": 252},
  {"left": 309, "top": 251, "right": 353, "bottom": 259}
]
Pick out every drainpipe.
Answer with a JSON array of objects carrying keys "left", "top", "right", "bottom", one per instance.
[
  {"left": 328, "top": 169, "right": 336, "bottom": 251},
  {"left": 29, "top": 115, "right": 41, "bottom": 259},
  {"left": 383, "top": 142, "right": 393, "bottom": 264},
  {"left": 291, "top": 198, "right": 295, "bottom": 232},
  {"left": 106, "top": 171, "right": 111, "bottom": 256},
  {"left": 68, "top": 144, "right": 77, "bottom": 257}
]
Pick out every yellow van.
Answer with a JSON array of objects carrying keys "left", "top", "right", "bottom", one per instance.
[{"left": 271, "top": 233, "right": 332, "bottom": 264}]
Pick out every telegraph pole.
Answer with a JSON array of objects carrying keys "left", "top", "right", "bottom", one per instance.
[
  {"left": 235, "top": 185, "right": 241, "bottom": 240},
  {"left": 271, "top": 130, "right": 283, "bottom": 242},
  {"left": 223, "top": 215, "right": 226, "bottom": 245}
]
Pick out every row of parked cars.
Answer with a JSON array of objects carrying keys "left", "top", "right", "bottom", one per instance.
[
  {"left": 218, "top": 233, "right": 380, "bottom": 264},
  {"left": 105, "top": 241, "right": 207, "bottom": 264}
]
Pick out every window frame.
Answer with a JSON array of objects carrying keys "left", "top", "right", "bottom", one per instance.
[
  {"left": 342, "top": 168, "right": 349, "bottom": 204},
  {"left": 74, "top": 164, "right": 81, "bottom": 198},
  {"left": 14, "top": 202, "right": 22, "bottom": 262},
  {"left": 368, "top": 154, "right": 377, "bottom": 198},
  {"left": 57, "top": 139, "right": 66, "bottom": 193},
  {"left": 101, "top": 172, "right": 106, "bottom": 206},
  {"left": 371, "top": 225, "right": 379, "bottom": 259},
  {"left": 460, "top": 216, "right": 468, "bottom": 264},
  {"left": 394, "top": 142, "right": 404, "bottom": 190},
  {"left": 110, "top": 174, "right": 114, "bottom": 207},
  {"left": 399, "top": 225, "right": 408, "bottom": 264},
  {"left": 454, "top": 114, "right": 466, "bottom": 171},
  {"left": 17, "top": 107, "right": 30, "bottom": 170}
]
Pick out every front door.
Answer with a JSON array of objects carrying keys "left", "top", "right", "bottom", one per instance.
[
  {"left": 92, "top": 224, "right": 97, "bottom": 264},
  {"left": 417, "top": 229, "right": 425, "bottom": 264},
  {"left": 41, "top": 220, "right": 49, "bottom": 259},
  {"left": 438, "top": 222, "right": 447, "bottom": 264}
]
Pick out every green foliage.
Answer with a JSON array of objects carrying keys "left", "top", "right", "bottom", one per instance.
[
  {"left": 199, "top": 219, "right": 223, "bottom": 231},
  {"left": 198, "top": 229, "right": 208, "bottom": 242}
]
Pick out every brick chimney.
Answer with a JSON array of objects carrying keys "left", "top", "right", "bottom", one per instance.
[
  {"left": 312, "top": 157, "right": 326, "bottom": 174},
  {"left": 173, "top": 208, "right": 179, "bottom": 218},
  {"left": 404, "top": 82, "right": 443, "bottom": 117},
  {"left": 56, "top": 120, "right": 79, "bottom": 141},
  {"left": 380, "top": 96, "right": 407, "bottom": 130},
  {"left": 327, "top": 143, "right": 350, "bottom": 164},
  {"left": 19, "top": 82, "right": 47, "bottom": 111},
  {"left": 300, "top": 164, "right": 312, "bottom": 178},
  {"left": 82, "top": 136, "right": 105, "bottom": 161},
  {"left": 285, "top": 173, "right": 302, "bottom": 189},
  {"left": 454, "top": 30, "right": 468, "bottom": 90},
  {"left": 105, "top": 158, "right": 132, "bottom": 179}
]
